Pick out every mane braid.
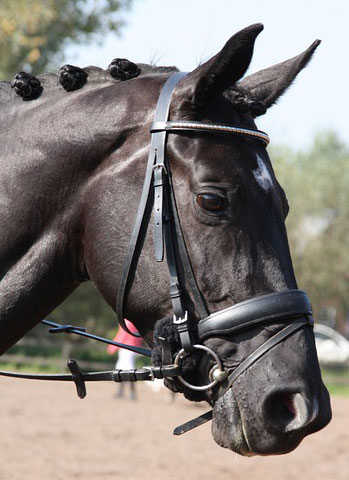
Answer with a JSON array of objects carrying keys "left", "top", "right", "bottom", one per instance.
[
  {"left": 11, "top": 72, "right": 43, "bottom": 100},
  {"left": 0, "top": 61, "right": 179, "bottom": 106},
  {"left": 59, "top": 64, "right": 88, "bottom": 91}
]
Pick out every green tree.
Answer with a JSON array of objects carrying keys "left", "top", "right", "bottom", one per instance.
[
  {"left": 272, "top": 132, "right": 349, "bottom": 333},
  {"left": 0, "top": 0, "right": 131, "bottom": 80}
]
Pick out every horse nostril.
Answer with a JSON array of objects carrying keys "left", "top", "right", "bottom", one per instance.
[
  {"left": 263, "top": 391, "right": 315, "bottom": 433},
  {"left": 268, "top": 392, "right": 297, "bottom": 426},
  {"left": 281, "top": 392, "right": 298, "bottom": 416}
]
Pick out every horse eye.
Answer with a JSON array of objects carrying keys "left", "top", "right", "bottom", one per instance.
[{"left": 197, "top": 193, "right": 226, "bottom": 212}]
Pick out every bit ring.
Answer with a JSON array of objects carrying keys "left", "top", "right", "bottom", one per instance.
[{"left": 174, "top": 344, "right": 226, "bottom": 391}]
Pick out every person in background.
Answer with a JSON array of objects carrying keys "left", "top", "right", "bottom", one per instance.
[{"left": 107, "top": 320, "right": 143, "bottom": 400}]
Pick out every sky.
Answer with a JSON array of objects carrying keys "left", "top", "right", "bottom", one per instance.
[{"left": 65, "top": 0, "right": 348, "bottom": 150}]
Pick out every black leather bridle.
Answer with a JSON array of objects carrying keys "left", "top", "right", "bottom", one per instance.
[
  {"left": 0, "top": 72, "right": 314, "bottom": 435},
  {"left": 113, "top": 72, "right": 314, "bottom": 432},
  {"left": 116, "top": 73, "right": 312, "bottom": 359}
]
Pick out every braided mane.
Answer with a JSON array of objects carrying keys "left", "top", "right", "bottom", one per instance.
[
  {"left": 0, "top": 60, "right": 178, "bottom": 106},
  {"left": 0, "top": 58, "right": 261, "bottom": 115}
]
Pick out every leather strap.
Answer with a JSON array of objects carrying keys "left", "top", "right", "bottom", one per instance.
[
  {"left": 214, "top": 316, "right": 312, "bottom": 399},
  {"left": 198, "top": 290, "right": 312, "bottom": 340},
  {"left": 151, "top": 121, "right": 270, "bottom": 145},
  {"left": 0, "top": 359, "right": 180, "bottom": 399},
  {"left": 42, "top": 319, "right": 152, "bottom": 357},
  {"left": 115, "top": 141, "right": 155, "bottom": 336},
  {"left": 166, "top": 159, "right": 209, "bottom": 321},
  {"left": 173, "top": 410, "right": 213, "bottom": 435},
  {"left": 115, "top": 73, "right": 187, "bottom": 336},
  {"left": 153, "top": 162, "right": 166, "bottom": 261},
  {"left": 116, "top": 72, "right": 209, "bottom": 345},
  {"left": 151, "top": 73, "right": 209, "bottom": 349},
  {"left": 150, "top": 72, "right": 198, "bottom": 349}
]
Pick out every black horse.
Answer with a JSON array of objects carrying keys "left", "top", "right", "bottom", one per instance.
[{"left": 0, "top": 24, "right": 331, "bottom": 456}]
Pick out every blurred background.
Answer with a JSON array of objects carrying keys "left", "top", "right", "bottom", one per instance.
[{"left": 0, "top": 0, "right": 348, "bottom": 388}]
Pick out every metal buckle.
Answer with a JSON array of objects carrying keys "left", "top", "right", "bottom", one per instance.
[
  {"left": 152, "top": 163, "right": 168, "bottom": 174},
  {"left": 173, "top": 311, "right": 188, "bottom": 325},
  {"left": 143, "top": 366, "right": 156, "bottom": 382}
]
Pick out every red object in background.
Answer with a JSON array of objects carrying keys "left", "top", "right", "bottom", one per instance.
[{"left": 107, "top": 319, "right": 143, "bottom": 355}]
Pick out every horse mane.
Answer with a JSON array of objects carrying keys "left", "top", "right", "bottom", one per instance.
[
  {"left": 0, "top": 58, "right": 261, "bottom": 116},
  {"left": 0, "top": 60, "right": 179, "bottom": 106}
]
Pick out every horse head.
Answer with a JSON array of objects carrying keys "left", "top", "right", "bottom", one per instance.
[
  {"left": 0, "top": 24, "right": 331, "bottom": 456},
  {"left": 146, "top": 24, "right": 331, "bottom": 455}
]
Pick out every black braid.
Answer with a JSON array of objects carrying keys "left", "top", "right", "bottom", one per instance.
[
  {"left": 58, "top": 64, "right": 88, "bottom": 92},
  {"left": 11, "top": 72, "right": 42, "bottom": 100},
  {"left": 108, "top": 58, "right": 141, "bottom": 81}
]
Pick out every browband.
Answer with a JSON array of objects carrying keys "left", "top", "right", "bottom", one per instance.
[
  {"left": 198, "top": 290, "right": 312, "bottom": 340},
  {"left": 151, "top": 121, "right": 270, "bottom": 146}
]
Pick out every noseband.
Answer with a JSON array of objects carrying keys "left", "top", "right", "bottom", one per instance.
[{"left": 115, "top": 72, "right": 314, "bottom": 402}]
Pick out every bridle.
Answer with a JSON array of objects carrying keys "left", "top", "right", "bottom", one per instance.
[
  {"left": 115, "top": 71, "right": 271, "bottom": 346},
  {"left": 114, "top": 72, "right": 314, "bottom": 430},
  {"left": 0, "top": 72, "right": 314, "bottom": 435},
  {"left": 116, "top": 72, "right": 312, "bottom": 361}
]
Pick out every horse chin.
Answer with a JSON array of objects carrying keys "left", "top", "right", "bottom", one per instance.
[{"left": 211, "top": 389, "right": 255, "bottom": 456}]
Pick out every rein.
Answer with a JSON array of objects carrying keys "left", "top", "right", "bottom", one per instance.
[
  {"left": 0, "top": 319, "right": 179, "bottom": 400},
  {"left": 0, "top": 72, "right": 314, "bottom": 436},
  {"left": 0, "top": 358, "right": 180, "bottom": 400}
]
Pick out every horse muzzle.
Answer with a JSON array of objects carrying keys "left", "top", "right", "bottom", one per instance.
[
  {"left": 205, "top": 295, "right": 332, "bottom": 456},
  {"left": 211, "top": 362, "right": 332, "bottom": 456},
  {"left": 173, "top": 289, "right": 331, "bottom": 454}
]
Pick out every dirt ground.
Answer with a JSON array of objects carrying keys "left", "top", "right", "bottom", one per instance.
[{"left": 0, "top": 377, "right": 347, "bottom": 480}]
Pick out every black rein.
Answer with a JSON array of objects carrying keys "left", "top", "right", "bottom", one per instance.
[{"left": 0, "top": 319, "right": 179, "bottom": 400}]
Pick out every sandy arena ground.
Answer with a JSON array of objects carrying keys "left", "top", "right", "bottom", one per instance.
[{"left": 0, "top": 377, "right": 348, "bottom": 480}]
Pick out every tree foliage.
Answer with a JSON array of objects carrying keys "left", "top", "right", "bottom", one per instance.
[
  {"left": 272, "top": 132, "right": 348, "bottom": 332},
  {"left": 0, "top": 0, "right": 131, "bottom": 80}
]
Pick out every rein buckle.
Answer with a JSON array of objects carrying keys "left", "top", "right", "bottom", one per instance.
[
  {"left": 173, "top": 311, "right": 188, "bottom": 324},
  {"left": 152, "top": 162, "right": 168, "bottom": 175}
]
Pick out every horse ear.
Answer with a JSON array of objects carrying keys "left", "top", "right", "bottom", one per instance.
[
  {"left": 176, "top": 24, "right": 264, "bottom": 115},
  {"left": 238, "top": 40, "right": 321, "bottom": 116}
]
